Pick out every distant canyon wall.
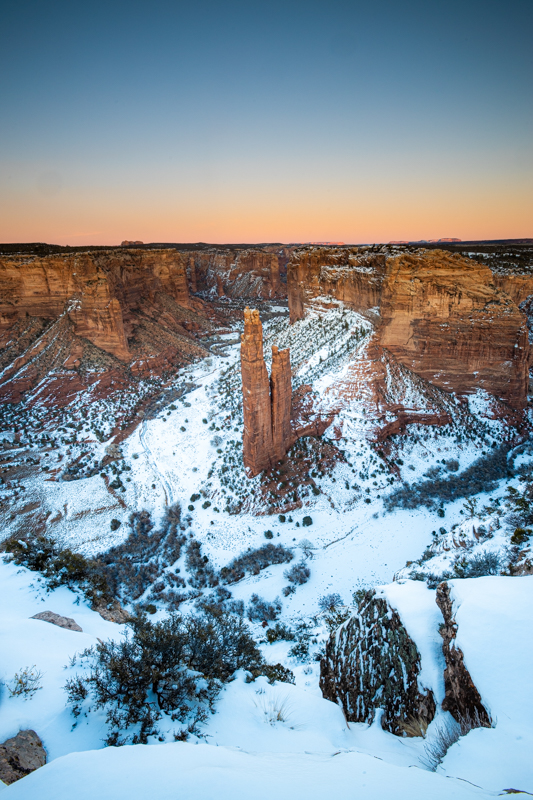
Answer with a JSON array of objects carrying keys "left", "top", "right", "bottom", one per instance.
[
  {"left": 187, "top": 249, "right": 284, "bottom": 300},
  {"left": 287, "top": 247, "right": 531, "bottom": 408},
  {"left": 0, "top": 249, "right": 191, "bottom": 362}
]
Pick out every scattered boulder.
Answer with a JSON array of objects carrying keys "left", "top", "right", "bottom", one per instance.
[
  {"left": 320, "top": 590, "right": 435, "bottom": 736},
  {"left": 31, "top": 610, "right": 82, "bottom": 632},
  {"left": 435, "top": 582, "right": 491, "bottom": 727},
  {"left": 0, "top": 730, "right": 47, "bottom": 785}
]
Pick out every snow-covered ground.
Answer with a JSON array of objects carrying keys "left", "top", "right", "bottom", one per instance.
[{"left": 1, "top": 301, "right": 532, "bottom": 796}]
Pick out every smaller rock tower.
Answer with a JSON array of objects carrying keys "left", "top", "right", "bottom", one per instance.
[{"left": 241, "top": 307, "right": 292, "bottom": 476}]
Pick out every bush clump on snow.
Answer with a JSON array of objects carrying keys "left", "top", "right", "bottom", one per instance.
[
  {"left": 220, "top": 544, "right": 293, "bottom": 584},
  {"left": 284, "top": 560, "right": 311, "bottom": 586},
  {"left": 247, "top": 593, "right": 282, "bottom": 623},
  {"left": 66, "top": 609, "right": 265, "bottom": 745}
]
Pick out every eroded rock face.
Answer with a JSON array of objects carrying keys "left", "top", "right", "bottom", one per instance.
[
  {"left": 435, "top": 582, "right": 491, "bottom": 727},
  {"left": 379, "top": 251, "right": 529, "bottom": 408},
  {"left": 320, "top": 590, "right": 436, "bottom": 736},
  {"left": 288, "top": 248, "right": 386, "bottom": 323},
  {"left": 0, "top": 248, "right": 191, "bottom": 362},
  {"left": 288, "top": 247, "right": 530, "bottom": 408},
  {"left": 189, "top": 249, "right": 284, "bottom": 299},
  {"left": 0, "top": 730, "right": 46, "bottom": 785},
  {"left": 241, "top": 308, "right": 292, "bottom": 475},
  {"left": 0, "top": 248, "right": 211, "bottom": 404}
]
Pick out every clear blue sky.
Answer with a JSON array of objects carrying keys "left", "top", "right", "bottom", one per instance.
[{"left": 1, "top": 0, "right": 531, "bottom": 244}]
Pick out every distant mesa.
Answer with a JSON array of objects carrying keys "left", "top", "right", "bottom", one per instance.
[
  {"left": 121, "top": 240, "right": 144, "bottom": 246},
  {"left": 388, "top": 238, "right": 461, "bottom": 244},
  {"left": 308, "top": 241, "right": 345, "bottom": 246}
]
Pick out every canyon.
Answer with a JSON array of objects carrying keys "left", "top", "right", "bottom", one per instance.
[{"left": 287, "top": 246, "right": 531, "bottom": 409}]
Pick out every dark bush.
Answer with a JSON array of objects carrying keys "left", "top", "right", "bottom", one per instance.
[
  {"left": 265, "top": 622, "right": 295, "bottom": 643},
  {"left": 284, "top": 560, "right": 311, "bottom": 586},
  {"left": 318, "top": 593, "right": 343, "bottom": 612},
  {"left": 247, "top": 594, "right": 282, "bottom": 623},
  {"left": 66, "top": 609, "right": 264, "bottom": 744},
  {"left": 220, "top": 544, "right": 293, "bottom": 584},
  {"left": 264, "top": 530, "right": 274, "bottom": 539},
  {"left": 245, "top": 663, "right": 295, "bottom": 684},
  {"left": 110, "top": 519, "right": 121, "bottom": 531},
  {"left": 302, "top": 516, "right": 313, "bottom": 527},
  {"left": 511, "top": 527, "right": 531, "bottom": 545},
  {"left": 385, "top": 445, "right": 514, "bottom": 511}
]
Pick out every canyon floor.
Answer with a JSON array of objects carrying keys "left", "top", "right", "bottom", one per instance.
[{"left": 1, "top": 292, "right": 532, "bottom": 798}]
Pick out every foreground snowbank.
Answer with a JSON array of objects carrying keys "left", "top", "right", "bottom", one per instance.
[{"left": 1, "top": 740, "right": 495, "bottom": 800}]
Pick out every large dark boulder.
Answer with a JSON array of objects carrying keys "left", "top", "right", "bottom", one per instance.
[{"left": 320, "top": 590, "right": 435, "bottom": 736}]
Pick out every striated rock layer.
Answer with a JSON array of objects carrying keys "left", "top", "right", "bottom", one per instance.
[
  {"left": 241, "top": 309, "right": 292, "bottom": 476},
  {"left": 0, "top": 249, "right": 212, "bottom": 404},
  {"left": 189, "top": 249, "right": 284, "bottom": 300},
  {"left": 288, "top": 247, "right": 530, "bottom": 408},
  {"left": 241, "top": 308, "right": 336, "bottom": 476}
]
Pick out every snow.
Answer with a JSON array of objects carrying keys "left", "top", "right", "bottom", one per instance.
[
  {"left": 1, "top": 740, "right": 495, "bottom": 800},
  {"left": 1, "top": 299, "right": 532, "bottom": 795},
  {"left": 441, "top": 577, "right": 533, "bottom": 792}
]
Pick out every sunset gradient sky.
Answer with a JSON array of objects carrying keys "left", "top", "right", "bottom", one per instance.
[{"left": 1, "top": 0, "right": 531, "bottom": 245}]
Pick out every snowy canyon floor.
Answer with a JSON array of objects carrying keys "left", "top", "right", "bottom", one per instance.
[{"left": 0, "top": 301, "right": 532, "bottom": 797}]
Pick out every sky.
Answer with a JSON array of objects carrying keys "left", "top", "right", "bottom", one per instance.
[{"left": 0, "top": 0, "right": 531, "bottom": 245}]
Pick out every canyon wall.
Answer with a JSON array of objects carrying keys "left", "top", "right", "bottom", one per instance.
[
  {"left": 0, "top": 249, "right": 212, "bottom": 404},
  {"left": 189, "top": 249, "right": 284, "bottom": 300},
  {"left": 288, "top": 247, "right": 530, "bottom": 408},
  {"left": 241, "top": 308, "right": 292, "bottom": 476},
  {"left": 287, "top": 248, "right": 386, "bottom": 323},
  {"left": 0, "top": 249, "right": 192, "bottom": 361},
  {"left": 379, "top": 250, "right": 530, "bottom": 407}
]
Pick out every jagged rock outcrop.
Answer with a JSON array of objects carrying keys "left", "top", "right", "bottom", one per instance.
[
  {"left": 320, "top": 590, "right": 436, "bottom": 736},
  {"left": 0, "top": 730, "right": 46, "bottom": 785},
  {"left": 435, "top": 582, "right": 491, "bottom": 727},
  {"left": 288, "top": 247, "right": 530, "bottom": 408},
  {"left": 241, "top": 308, "right": 292, "bottom": 476}
]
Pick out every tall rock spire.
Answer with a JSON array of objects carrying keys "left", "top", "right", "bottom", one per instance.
[{"left": 241, "top": 308, "right": 292, "bottom": 476}]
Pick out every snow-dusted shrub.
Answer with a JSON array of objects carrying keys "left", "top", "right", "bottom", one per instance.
[
  {"left": 66, "top": 609, "right": 264, "bottom": 745},
  {"left": 220, "top": 544, "right": 293, "bottom": 584},
  {"left": 421, "top": 709, "right": 492, "bottom": 771},
  {"left": 185, "top": 540, "right": 218, "bottom": 588},
  {"left": 8, "top": 666, "right": 43, "bottom": 699},
  {"left": 265, "top": 622, "right": 295, "bottom": 643},
  {"left": 247, "top": 594, "right": 282, "bottom": 623},
  {"left": 284, "top": 560, "right": 311, "bottom": 586},
  {"left": 318, "top": 593, "right": 343, "bottom": 612},
  {"left": 462, "top": 551, "right": 500, "bottom": 578},
  {"left": 385, "top": 444, "right": 514, "bottom": 511}
]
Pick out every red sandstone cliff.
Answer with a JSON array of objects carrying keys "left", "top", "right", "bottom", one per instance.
[
  {"left": 0, "top": 248, "right": 212, "bottom": 404},
  {"left": 189, "top": 250, "right": 284, "bottom": 300},
  {"left": 287, "top": 247, "right": 530, "bottom": 409},
  {"left": 241, "top": 308, "right": 292, "bottom": 476},
  {"left": 379, "top": 251, "right": 529, "bottom": 408},
  {"left": 287, "top": 248, "right": 385, "bottom": 323}
]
